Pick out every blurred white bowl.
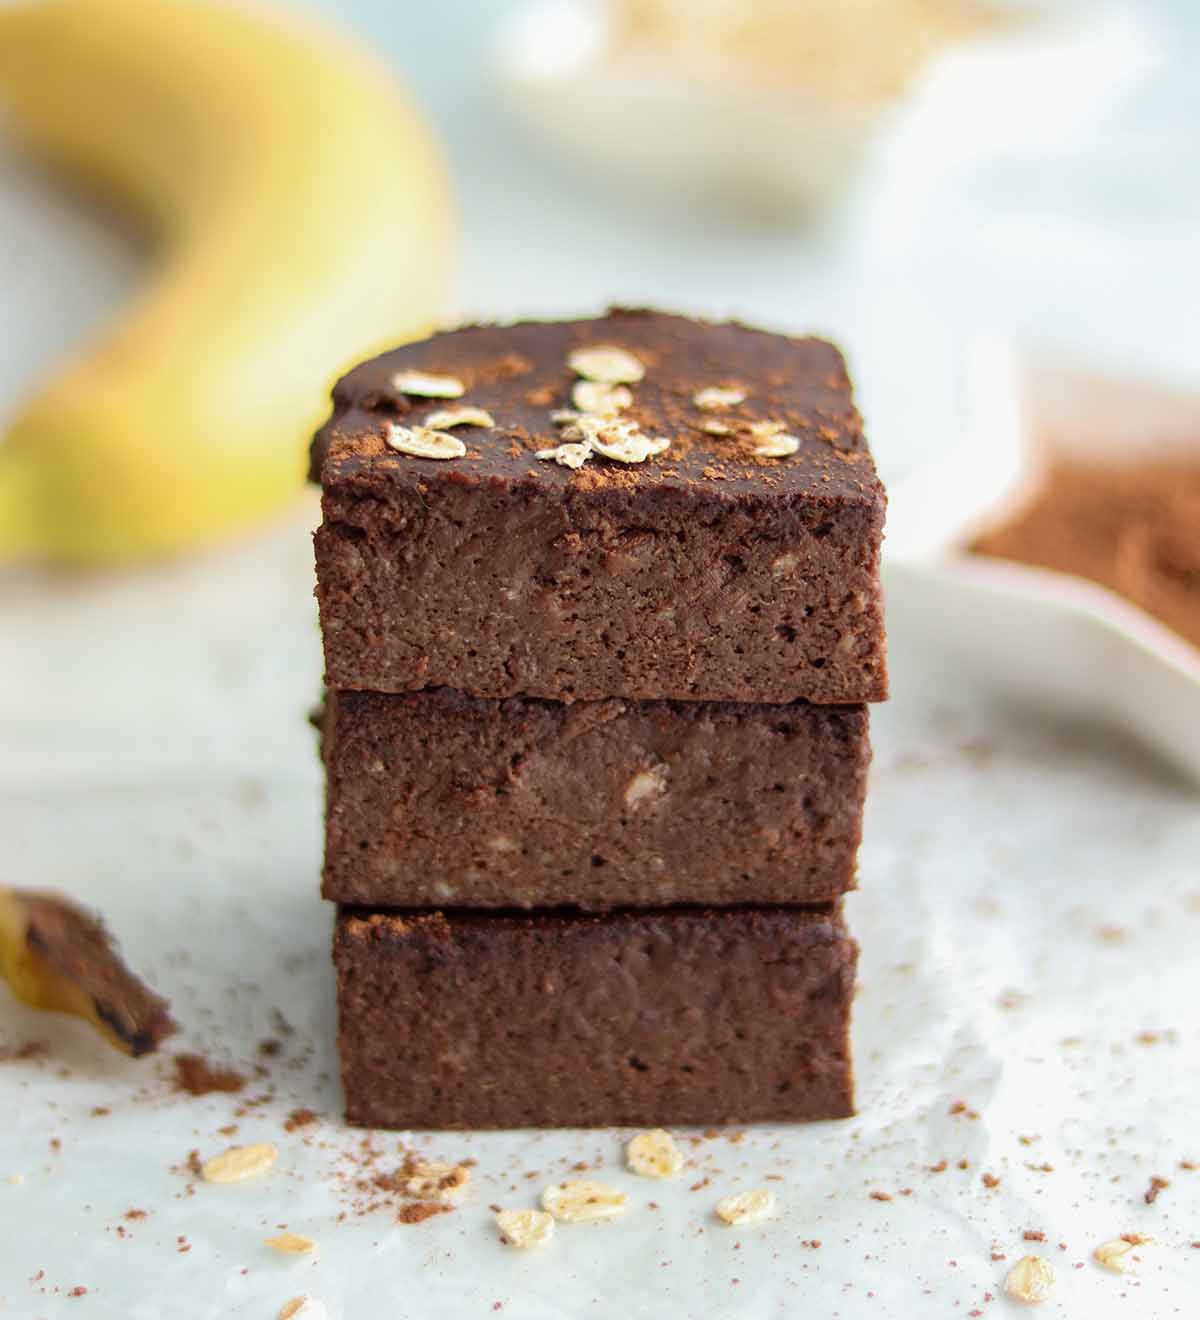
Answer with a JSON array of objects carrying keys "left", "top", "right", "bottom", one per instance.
[
  {"left": 492, "top": 0, "right": 901, "bottom": 216},
  {"left": 886, "top": 339, "right": 1200, "bottom": 785},
  {"left": 491, "top": 0, "right": 1153, "bottom": 217}
]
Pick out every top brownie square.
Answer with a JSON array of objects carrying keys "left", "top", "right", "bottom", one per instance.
[{"left": 311, "top": 309, "right": 886, "bottom": 704}]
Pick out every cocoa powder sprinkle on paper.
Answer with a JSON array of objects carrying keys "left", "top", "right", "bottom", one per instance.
[{"left": 173, "top": 1054, "right": 245, "bottom": 1096}]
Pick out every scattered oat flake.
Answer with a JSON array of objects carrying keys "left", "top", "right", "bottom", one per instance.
[
  {"left": 422, "top": 406, "right": 495, "bottom": 430},
  {"left": 693, "top": 386, "right": 746, "bottom": 410},
  {"left": 572, "top": 381, "right": 632, "bottom": 416},
  {"left": 201, "top": 1142, "right": 278, "bottom": 1184},
  {"left": 567, "top": 346, "right": 644, "bottom": 384},
  {"left": 496, "top": 1208, "right": 555, "bottom": 1248},
  {"left": 541, "top": 1180, "right": 628, "bottom": 1223},
  {"left": 1094, "top": 1238, "right": 1144, "bottom": 1273},
  {"left": 1005, "top": 1255, "right": 1055, "bottom": 1304},
  {"left": 385, "top": 424, "right": 466, "bottom": 460},
  {"left": 392, "top": 369, "right": 464, "bottom": 398},
  {"left": 750, "top": 422, "right": 800, "bottom": 458},
  {"left": 265, "top": 1231, "right": 316, "bottom": 1255},
  {"left": 715, "top": 1188, "right": 776, "bottom": 1226},
  {"left": 404, "top": 1161, "right": 469, "bottom": 1200},
  {"left": 626, "top": 1129, "right": 683, "bottom": 1179},
  {"left": 278, "top": 1298, "right": 326, "bottom": 1320},
  {"left": 701, "top": 419, "right": 731, "bottom": 436}
]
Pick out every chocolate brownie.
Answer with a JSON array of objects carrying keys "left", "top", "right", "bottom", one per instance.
[
  {"left": 322, "top": 688, "right": 869, "bottom": 910},
  {"left": 311, "top": 309, "right": 887, "bottom": 705},
  {"left": 334, "top": 905, "right": 856, "bottom": 1129}
]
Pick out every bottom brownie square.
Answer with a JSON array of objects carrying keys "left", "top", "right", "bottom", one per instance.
[{"left": 334, "top": 905, "right": 856, "bottom": 1130}]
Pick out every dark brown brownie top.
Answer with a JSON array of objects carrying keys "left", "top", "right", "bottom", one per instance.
[{"left": 310, "top": 308, "right": 882, "bottom": 504}]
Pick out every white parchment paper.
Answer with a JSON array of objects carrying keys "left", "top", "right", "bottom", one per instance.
[{"left": 2, "top": 512, "right": 1198, "bottom": 1318}]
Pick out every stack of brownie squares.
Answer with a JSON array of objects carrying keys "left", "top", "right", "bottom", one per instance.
[{"left": 311, "top": 309, "right": 887, "bottom": 1130}]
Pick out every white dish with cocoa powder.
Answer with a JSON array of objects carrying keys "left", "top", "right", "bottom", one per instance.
[{"left": 886, "top": 338, "right": 1200, "bottom": 785}]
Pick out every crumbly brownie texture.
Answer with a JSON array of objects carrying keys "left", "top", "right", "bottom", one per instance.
[
  {"left": 311, "top": 309, "right": 887, "bottom": 705},
  {"left": 334, "top": 905, "right": 856, "bottom": 1129},
  {"left": 322, "top": 688, "right": 870, "bottom": 910}
]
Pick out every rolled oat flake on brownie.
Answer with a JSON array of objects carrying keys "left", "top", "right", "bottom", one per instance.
[
  {"left": 567, "top": 344, "right": 645, "bottom": 383},
  {"left": 750, "top": 420, "right": 801, "bottom": 458},
  {"left": 572, "top": 380, "right": 633, "bottom": 415},
  {"left": 384, "top": 424, "right": 466, "bottom": 460},
  {"left": 693, "top": 385, "right": 746, "bottom": 410},
  {"left": 421, "top": 406, "right": 495, "bottom": 430},
  {"left": 391, "top": 368, "right": 465, "bottom": 397}
]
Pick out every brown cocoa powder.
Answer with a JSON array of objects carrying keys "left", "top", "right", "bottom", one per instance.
[{"left": 972, "top": 457, "right": 1200, "bottom": 650}]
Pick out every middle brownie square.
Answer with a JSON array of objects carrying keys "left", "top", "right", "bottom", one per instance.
[{"left": 322, "top": 688, "right": 869, "bottom": 911}]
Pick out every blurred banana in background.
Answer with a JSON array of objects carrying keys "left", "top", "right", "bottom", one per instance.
[{"left": 0, "top": 0, "right": 453, "bottom": 565}]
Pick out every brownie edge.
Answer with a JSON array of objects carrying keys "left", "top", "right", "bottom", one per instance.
[{"left": 334, "top": 905, "right": 856, "bottom": 1130}]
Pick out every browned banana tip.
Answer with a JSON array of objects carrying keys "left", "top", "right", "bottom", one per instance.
[{"left": 0, "top": 886, "right": 176, "bottom": 1057}]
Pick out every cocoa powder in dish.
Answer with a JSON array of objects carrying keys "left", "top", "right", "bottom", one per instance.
[{"left": 971, "top": 457, "right": 1200, "bottom": 651}]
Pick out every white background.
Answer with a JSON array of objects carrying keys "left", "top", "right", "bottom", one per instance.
[{"left": 2, "top": 1, "right": 1199, "bottom": 1316}]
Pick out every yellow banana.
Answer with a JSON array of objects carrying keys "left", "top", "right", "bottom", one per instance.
[
  {"left": 0, "top": 886, "right": 175, "bottom": 1056},
  {"left": 0, "top": 0, "right": 453, "bottom": 563}
]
